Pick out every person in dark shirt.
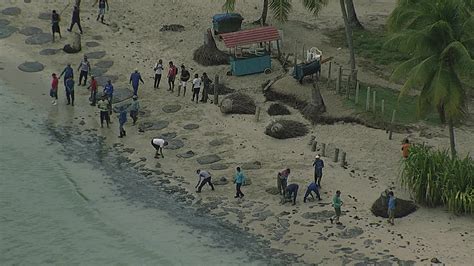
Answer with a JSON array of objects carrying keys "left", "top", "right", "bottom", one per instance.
[
  {"left": 65, "top": 76, "right": 75, "bottom": 106},
  {"left": 303, "top": 182, "right": 322, "bottom": 202},
  {"left": 67, "top": 5, "right": 83, "bottom": 34},
  {"left": 313, "top": 155, "right": 325, "bottom": 187},
  {"left": 94, "top": 0, "right": 109, "bottom": 23},
  {"left": 51, "top": 10, "right": 61, "bottom": 42},
  {"left": 129, "top": 69, "right": 144, "bottom": 96},
  {"left": 285, "top": 184, "right": 299, "bottom": 205},
  {"left": 117, "top": 108, "right": 127, "bottom": 138},
  {"left": 200, "top": 72, "right": 212, "bottom": 103}
]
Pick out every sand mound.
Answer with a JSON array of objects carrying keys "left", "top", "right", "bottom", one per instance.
[
  {"left": 267, "top": 103, "right": 290, "bottom": 116},
  {"left": 193, "top": 44, "right": 229, "bottom": 66},
  {"left": 265, "top": 120, "right": 308, "bottom": 139},
  {"left": 371, "top": 191, "right": 418, "bottom": 218},
  {"left": 220, "top": 93, "right": 256, "bottom": 115}
]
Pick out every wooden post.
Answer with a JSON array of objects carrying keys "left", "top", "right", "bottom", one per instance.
[
  {"left": 333, "top": 148, "right": 340, "bottom": 162},
  {"left": 346, "top": 74, "right": 351, "bottom": 99},
  {"left": 366, "top": 86, "right": 371, "bottom": 111},
  {"left": 340, "top": 152, "right": 346, "bottom": 167},
  {"left": 311, "top": 141, "right": 317, "bottom": 152},
  {"left": 327, "top": 61, "right": 332, "bottom": 85},
  {"left": 293, "top": 40, "right": 297, "bottom": 66},
  {"left": 276, "top": 40, "right": 281, "bottom": 59},
  {"left": 389, "top": 110, "right": 396, "bottom": 140},
  {"left": 336, "top": 66, "right": 342, "bottom": 94},
  {"left": 355, "top": 81, "right": 360, "bottom": 105},
  {"left": 214, "top": 75, "right": 219, "bottom": 105},
  {"left": 255, "top": 106, "right": 261, "bottom": 122},
  {"left": 372, "top": 90, "right": 376, "bottom": 113},
  {"left": 321, "top": 143, "right": 326, "bottom": 157},
  {"left": 381, "top": 99, "right": 385, "bottom": 117},
  {"left": 302, "top": 44, "right": 305, "bottom": 63}
]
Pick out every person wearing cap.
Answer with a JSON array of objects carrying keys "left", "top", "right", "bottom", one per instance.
[
  {"left": 59, "top": 63, "right": 74, "bottom": 89},
  {"left": 51, "top": 10, "right": 61, "bottom": 42},
  {"left": 195, "top": 169, "right": 215, "bottom": 193},
  {"left": 77, "top": 55, "right": 91, "bottom": 86},
  {"left": 129, "top": 95, "right": 140, "bottom": 125},
  {"left": 129, "top": 69, "right": 144, "bottom": 96},
  {"left": 50, "top": 73, "right": 59, "bottom": 105},
  {"left": 178, "top": 65, "right": 190, "bottom": 97},
  {"left": 97, "top": 95, "right": 110, "bottom": 128},
  {"left": 151, "top": 138, "right": 168, "bottom": 159},
  {"left": 117, "top": 107, "right": 127, "bottom": 138},
  {"left": 87, "top": 75, "right": 98, "bottom": 106},
  {"left": 303, "top": 182, "right": 322, "bottom": 203},
  {"left": 313, "top": 154, "right": 325, "bottom": 187}
]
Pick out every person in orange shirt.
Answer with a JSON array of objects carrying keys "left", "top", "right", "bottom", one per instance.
[{"left": 401, "top": 139, "right": 410, "bottom": 158}]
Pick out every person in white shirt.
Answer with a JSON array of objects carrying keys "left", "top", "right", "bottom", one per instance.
[
  {"left": 151, "top": 138, "right": 168, "bottom": 158},
  {"left": 195, "top": 169, "right": 215, "bottom": 193},
  {"left": 153, "top": 59, "right": 163, "bottom": 89},
  {"left": 191, "top": 73, "right": 201, "bottom": 103}
]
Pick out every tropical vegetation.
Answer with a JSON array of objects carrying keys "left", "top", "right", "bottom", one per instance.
[
  {"left": 386, "top": 0, "right": 474, "bottom": 158},
  {"left": 401, "top": 144, "right": 473, "bottom": 214}
]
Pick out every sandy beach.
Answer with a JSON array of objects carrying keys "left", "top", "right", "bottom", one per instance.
[{"left": 1, "top": 0, "right": 473, "bottom": 265}]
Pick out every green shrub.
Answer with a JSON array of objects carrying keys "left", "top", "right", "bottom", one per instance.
[{"left": 401, "top": 144, "right": 473, "bottom": 214}]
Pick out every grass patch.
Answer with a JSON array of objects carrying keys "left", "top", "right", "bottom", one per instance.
[{"left": 343, "top": 83, "right": 440, "bottom": 125}]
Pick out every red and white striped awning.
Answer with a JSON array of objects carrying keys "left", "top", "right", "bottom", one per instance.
[{"left": 220, "top": 26, "right": 280, "bottom": 48}]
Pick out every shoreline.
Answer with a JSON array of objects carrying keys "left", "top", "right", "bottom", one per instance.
[{"left": 1, "top": 1, "right": 473, "bottom": 265}]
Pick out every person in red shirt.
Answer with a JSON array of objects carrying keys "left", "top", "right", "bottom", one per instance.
[
  {"left": 87, "top": 75, "right": 98, "bottom": 106},
  {"left": 167, "top": 61, "right": 177, "bottom": 92},
  {"left": 50, "top": 73, "right": 59, "bottom": 105}
]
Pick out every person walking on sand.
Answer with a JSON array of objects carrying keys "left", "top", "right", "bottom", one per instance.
[
  {"left": 65, "top": 76, "right": 75, "bottom": 106},
  {"left": 129, "top": 95, "right": 140, "bottom": 125},
  {"left": 401, "top": 138, "right": 410, "bottom": 159},
  {"left": 87, "top": 75, "right": 98, "bottom": 106},
  {"left": 330, "top": 190, "right": 343, "bottom": 225},
  {"left": 303, "top": 182, "right": 322, "bottom": 203},
  {"left": 151, "top": 138, "right": 168, "bottom": 159},
  {"left": 234, "top": 167, "right": 246, "bottom": 198},
  {"left": 200, "top": 72, "right": 212, "bottom": 103},
  {"left": 129, "top": 69, "right": 144, "bottom": 96},
  {"left": 195, "top": 169, "right": 215, "bottom": 193},
  {"left": 51, "top": 10, "right": 61, "bottom": 42},
  {"left": 93, "top": 0, "right": 109, "bottom": 24},
  {"left": 59, "top": 63, "right": 74, "bottom": 90},
  {"left": 117, "top": 107, "right": 127, "bottom": 138},
  {"left": 387, "top": 191, "right": 396, "bottom": 225},
  {"left": 103, "top": 80, "right": 114, "bottom": 114},
  {"left": 167, "top": 61, "right": 177, "bottom": 92},
  {"left": 191, "top": 73, "right": 201, "bottom": 103},
  {"left": 67, "top": 5, "right": 83, "bottom": 34},
  {"left": 153, "top": 59, "right": 163, "bottom": 89},
  {"left": 313, "top": 155, "right": 324, "bottom": 187},
  {"left": 50, "top": 73, "right": 59, "bottom": 105},
  {"left": 178, "top": 65, "right": 190, "bottom": 97},
  {"left": 277, "top": 168, "right": 290, "bottom": 196},
  {"left": 97, "top": 95, "right": 110, "bottom": 128},
  {"left": 77, "top": 55, "right": 91, "bottom": 86},
  {"left": 285, "top": 183, "right": 299, "bottom": 205}
]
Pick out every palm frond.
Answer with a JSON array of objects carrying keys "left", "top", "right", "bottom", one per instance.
[
  {"left": 440, "top": 41, "right": 474, "bottom": 84},
  {"left": 301, "top": 0, "right": 328, "bottom": 16},
  {"left": 222, "top": 0, "right": 236, "bottom": 12},
  {"left": 398, "top": 55, "right": 437, "bottom": 96},
  {"left": 269, "top": 0, "right": 292, "bottom": 22}
]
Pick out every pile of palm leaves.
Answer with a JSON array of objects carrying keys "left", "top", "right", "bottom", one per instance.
[
  {"left": 267, "top": 103, "right": 291, "bottom": 116},
  {"left": 193, "top": 44, "right": 229, "bottom": 66},
  {"left": 220, "top": 92, "right": 256, "bottom": 114},
  {"left": 371, "top": 190, "right": 418, "bottom": 218},
  {"left": 401, "top": 144, "right": 473, "bottom": 214},
  {"left": 265, "top": 120, "right": 308, "bottom": 139}
]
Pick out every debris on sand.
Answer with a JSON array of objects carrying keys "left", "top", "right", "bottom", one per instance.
[
  {"left": 193, "top": 44, "right": 229, "bottom": 66},
  {"left": 371, "top": 190, "right": 418, "bottom": 218},
  {"left": 267, "top": 103, "right": 291, "bottom": 116},
  {"left": 160, "top": 24, "right": 185, "bottom": 32},
  {"left": 265, "top": 120, "right": 308, "bottom": 139},
  {"left": 220, "top": 93, "right": 256, "bottom": 115}
]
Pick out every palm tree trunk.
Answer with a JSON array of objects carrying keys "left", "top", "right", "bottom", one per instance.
[
  {"left": 339, "top": 0, "right": 356, "bottom": 75},
  {"left": 448, "top": 119, "right": 457, "bottom": 158},
  {"left": 255, "top": 0, "right": 269, "bottom": 25},
  {"left": 346, "top": 0, "right": 363, "bottom": 29}
]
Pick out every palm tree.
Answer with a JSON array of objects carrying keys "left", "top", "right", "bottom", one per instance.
[
  {"left": 346, "top": 0, "right": 363, "bottom": 29},
  {"left": 223, "top": 0, "right": 328, "bottom": 24},
  {"left": 339, "top": 0, "right": 356, "bottom": 75},
  {"left": 386, "top": 0, "right": 474, "bottom": 158}
]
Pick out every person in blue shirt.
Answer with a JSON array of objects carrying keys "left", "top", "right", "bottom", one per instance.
[
  {"left": 59, "top": 63, "right": 74, "bottom": 89},
  {"left": 103, "top": 80, "right": 114, "bottom": 114},
  {"left": 387, "top": 191, "right": 396, "bottom": 225},
  {"left": 117, "top": 107, "right": 127, "bottom": 138},
  {"left": 65, "top": 76, "right": 75, "bottom": 106},
  {"left": 313, "top": 155, "right": 325, "bottom": 187},
  {"left": 67, "top": 5, "right": 83, "bottom": 34},
  {"left": 285, "top": 183, "right": 299, "bottom": 205},
  {"left": 129, "top": 69, "right": 144, "bottom": 96},
  {"left": 234, "top": 167, "right": 246, "bottom": 198},
  {"left": 303, "top": 182, "right": 322, "bottom": 203}
]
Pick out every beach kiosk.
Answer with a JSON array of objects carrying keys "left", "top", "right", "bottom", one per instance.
[
  {"left": 212, "top": 13, "right": 243, "bottom": 35},
  {"left": 220, "top": 26, "right": 280, "bottom": 76}
]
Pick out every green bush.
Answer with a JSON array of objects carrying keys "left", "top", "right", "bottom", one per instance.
[{"left": 401, "top": 144, "right": 473, "bottom": 214}]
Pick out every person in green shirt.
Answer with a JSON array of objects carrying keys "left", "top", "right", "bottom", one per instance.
[{"left": 330, "top": 190, "right": 343, "bottom": 225}]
